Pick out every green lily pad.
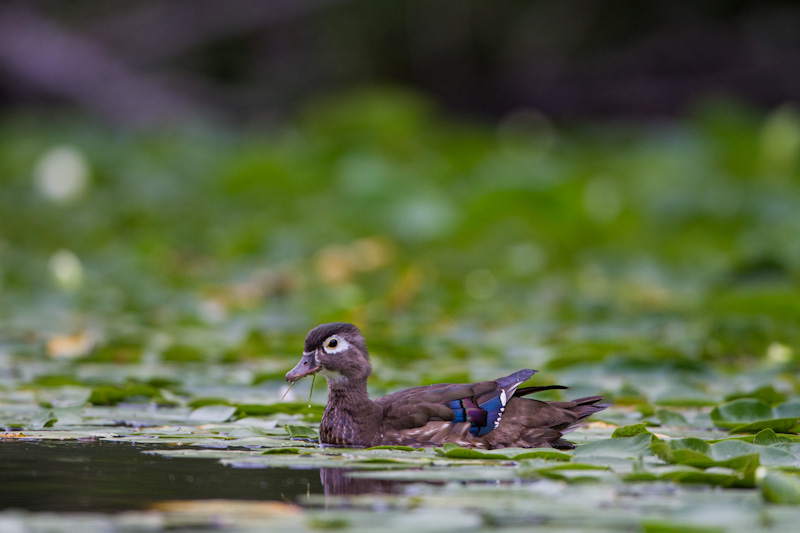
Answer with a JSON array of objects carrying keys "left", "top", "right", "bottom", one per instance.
[
  {"left": 754, "top": 428, "right": 784, "bottom": 446},
  {"left": 188, "top": 405, "right": 237, "bottom": 422},
  {"left": 758, "top": 470, "right": 800, "bottom": 504},
  {"left": 28, "top": 409, "right": 58, "bottom": 430},
  {"left": 536, "top": 463, "right": 612, "bottom": 482},
  {"left": 574, "top": 432, "right": 653, "bottom": 459},
  {"left": 235, "top": 402, "right": 324, "bottom": 418},
  {"left": 710, "top": 399, "right": 774, "bottom": 429},
  {"left": 366, "top": 445, "right": 423, "bottom": 451},
  {"left": 284, "top": 424, "right": 319, "bottom": 439},
  {"left": 729, "top": 418, "right": 800, "bottom": 434},
  {"left": 187, "top": 397, "right": 232, "bottom": 409},
  {"left": 725, "top": 385, "right": 788, "bottom": 406},
  {"left": 640, "top": 519, "right": 726, "bottom": 533},
  {"left": 261, "top": 447, "right": 301, "bottom": 454},
  {"left": 711, "top": 399, "right": 800, "bottom": 434},
  {"left": 652, "top": 387, "right": 718, "bottom": 407},
  {"left": 751, "top": 428, "right": 799, "bottom": 446},
  {"left": 656, "top": 409, "right": 689, "bottom": 427},
  {"left": 88, "top": 383, "right": 168, "bottom": 405},
  {"left": 627, "top": 465, "right": 748, "bottom": 488},
  {"left": 612, "top": 423, "right": 651, "bottom": 438},
  {"left": 651, "top": 436, "right": 800, "bottom": 471},
  {"left": 434, "top": 443, "right": 572, "bottom": 461},
  {"left": 775, "top": 400, "right": 800, "bottom": 419}
]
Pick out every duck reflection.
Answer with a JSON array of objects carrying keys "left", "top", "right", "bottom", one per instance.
[{"left": 320, "top": 468, "right": 406, "bottom": 497}]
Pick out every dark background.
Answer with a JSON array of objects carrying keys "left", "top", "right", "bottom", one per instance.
[{"left": 2, "top": 0, "right": 800, "bottom": 127}]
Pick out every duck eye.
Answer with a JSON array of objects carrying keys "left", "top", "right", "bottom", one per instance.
[{"left": 327, "top": 338, "right": 338, "bottom": 349}]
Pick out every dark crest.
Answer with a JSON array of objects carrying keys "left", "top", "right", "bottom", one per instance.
[{"left": 304, "top": 322, "right": 366, "bottom": 354}]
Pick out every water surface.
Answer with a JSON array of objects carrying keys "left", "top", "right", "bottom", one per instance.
[{"left": 0, "top": 441, "right": 323, "bottom": 512}]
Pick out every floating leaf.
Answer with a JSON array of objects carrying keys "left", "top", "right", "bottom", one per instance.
[
  {"left": 753, "top": 428, "right": 783, "bottom": 446},
  {"left": 188, "top": 397, "right": 232, "bottom": 409},
  {"left": 712, "top": 399, "right": 800, "bottom": 434},
  {"left": 262, "top": 447, "right": 301, "bottom": 455},
  {"left": 574, "top": 432, "right": 653, "bottom": 459},
  {"left": 236, "top": 403, "right": 324, "bottom": 419},
  {"left": 775, "top": 400, "right": 800, "bottom": 419},
  {"left": 434, "top": 443, "right": 572, "bottom": 461},
  {"left": 710, "top": 399, "right": 774, "bottom": 429},
  {"left": 652, "top": 387, "right": 718, "bottom": 407},
  {"left": 641, "top": 519, "right": 726, "bottom": 532},
  {"left": 28, "top": 409, "right": 58, "bottom": 430},
  {"left": 367, "top": 445, "right": 422, "bottom": 452},
  {"left": 189, "top": 405, "right": 237, "bottom": 422},
  {"left": 725, "top": 385, "right": 787, "bottom": 406},
  {"left": 758, "top": 469, "right": 800, "bottom": 504},
  {"left": 729, "top": 418, "right": 799, "bottom": 434},
  {"left": 88, "top": 383, "right": 167, "bottom": 405},
  {"left": 435, "top": 444, "right": 511, "bottom": 460},
  {"left": 627, "top": 465, "right": 748, "bottom": 488},
  {"left": 284, "top": 425, "right": 319, "bottom": 439},
  {"left": 656, "top": 409, "right": 689, "bottom": 427},
  {"left": 651, "top": 436, "right": 799, "bottom": 471},
  {"left": 612, "top": 423, "right": 651, "bottom": 438},
  {"left": 536, "top": 463, "right": 611, "bottom": 482}
]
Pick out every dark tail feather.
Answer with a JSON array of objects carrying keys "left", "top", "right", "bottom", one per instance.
[
  {"left": 557, "top": 396, "right": 609, "bottom": 435},
  {"left": 514, "top": 385, "right": 569, "bottom": 397},
  {"left": 571, "top": 396, "right": 610, "bottom": 421}
]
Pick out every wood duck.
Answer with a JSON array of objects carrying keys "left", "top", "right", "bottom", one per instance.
[{"left": 286, "top": 322, "right": 608, "bottom": 449}]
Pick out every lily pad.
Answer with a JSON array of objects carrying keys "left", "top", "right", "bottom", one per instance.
[
  {"left": 655, "top": 409, "right": 689, "bottom": 427},
  {"left": 728, "top": 418, "right": 800, "bottom": 434},
  {"left": 188, "top": 405, "right": 237, "bottom": 423},
  {"left": 434, "top": 443, "right": 572, "bottom": 461},
  {"left": 651, "top": 436, "right": 800, "bottom": 471},
  {"left": 284, "top": 425, "right": 319, "bottom": 440},
  {"left": 758, "top": 469, "right": 800, "bottom": 504},
  {"left": 366, "top": 445, "right": 422, "bottom": 452},
  {"left": 725, "top": 385, "right": 788, "bottom": 406},
  {"left": 612, "top": 423, "right": 651, "bottom": 438},
  {"left": 626, "top": 465, "right": 747, "bottom": 488},
  {"left": 710, "top": 399, "right": 774, "bottom": 429},
  {"left": 711, "top": 399, "right": 800, "bottom": 433},
  {"left": 261, "top": 447, "right": 302, "bottom": 454},
  {"left": 574, "top": 432, "right": 653, "bottom": 459}
]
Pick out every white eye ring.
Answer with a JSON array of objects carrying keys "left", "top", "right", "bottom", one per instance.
[{"left": 322, "top": 335, "right": 349, "bottom": 354}]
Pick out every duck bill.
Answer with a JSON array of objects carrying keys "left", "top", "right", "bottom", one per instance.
[{"left": 286, "top": 352, "right": 320, "bottom": 382}]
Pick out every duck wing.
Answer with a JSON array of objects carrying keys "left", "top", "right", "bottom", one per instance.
[{"left": 375, "top": 369, "right": 541, "bottom": 438}]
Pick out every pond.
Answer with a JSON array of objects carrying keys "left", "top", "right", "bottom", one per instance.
[{"left": 0, "top": 441, "right": 323, "bottom": 512}]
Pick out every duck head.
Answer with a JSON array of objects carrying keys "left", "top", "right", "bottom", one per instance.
[{"left": 285, "top": 322, "right": 372, "bottom": 384}]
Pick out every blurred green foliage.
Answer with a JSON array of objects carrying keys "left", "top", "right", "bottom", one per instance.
[{"left": 0, "top": 89, "right": 799, "bottom": 387}]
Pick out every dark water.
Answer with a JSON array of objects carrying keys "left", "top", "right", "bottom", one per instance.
[{"left": 0, "top": 440, "right": 324, "bottom": 512}]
